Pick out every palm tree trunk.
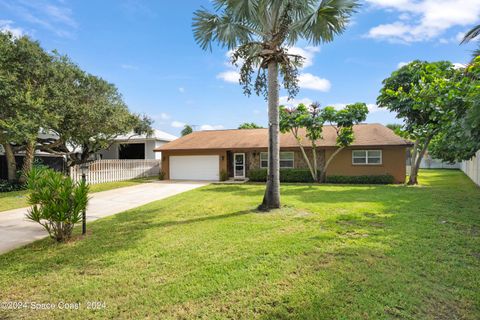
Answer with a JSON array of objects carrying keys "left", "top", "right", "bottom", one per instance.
[
  {"left": 312, "top": 143, "right": 318, "bottom": 182},
  {"left": 4, "top": 142, "right": 17, "bottom": 182},
  {"left": 259, "top": 61, "right": 280, "bottom": 210},
  {"left": 18, "top": 140, "right": 35, "bottom": 184}
]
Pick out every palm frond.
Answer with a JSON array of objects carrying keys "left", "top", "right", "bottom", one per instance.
[
  {"left": 296, "top": 0, "right": 359, "bottom": 45},
  {"left": 461, "top": 24, "right": 480, "bottom": 44},
  {"left": 192, "top": 8, "right": 253, "bottom": 50}
]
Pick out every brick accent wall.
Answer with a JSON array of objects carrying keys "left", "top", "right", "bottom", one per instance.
[{"left": 245, "top": 149, "right": 325, "bottom": 171}]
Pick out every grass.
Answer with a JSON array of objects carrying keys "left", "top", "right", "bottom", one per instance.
[
  {"left": 0, "top": 170, "right": 479, "bottom": 319},
  {"left": 0, "top": 177, "right": 157, "bottom": 213}
]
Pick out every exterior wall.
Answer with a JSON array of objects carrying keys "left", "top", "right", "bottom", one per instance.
[
  {"left": 160, "top": 149, "right": 227, "bottom": 180},
  {"left": 98, "top": 140, "right": 168, "bottom": 160},
  {"left": 240, "top": 148, "right": 325, "bottom": 173},
  {"left": 325, "top": 146, "right": 407, "bottom": 183},
  {"left": 461, "top": 150, "right": 480, "bottom": 186},
  {"left": 98, "top": 143, "right": 119, "bottom": 159},
  {"left": 158, "top": 146, "right": 407, "bottom": 183}
]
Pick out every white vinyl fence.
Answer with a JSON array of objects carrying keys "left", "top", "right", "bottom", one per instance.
[
  {"left": 461, "top": 150, "right": 480, "bottom": 187},
  {"left": 70, "top": 160, "right": 160, "bottom": 185}
]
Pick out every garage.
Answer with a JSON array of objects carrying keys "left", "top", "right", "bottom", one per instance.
[{"left": 169, "top": 155, "right": 220, "bottom": 181}]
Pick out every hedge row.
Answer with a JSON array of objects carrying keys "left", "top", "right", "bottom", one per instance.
[
  {"left": 248, "top": 169, "right": 315, "bottom": 182},
  {"left": 248, "top": 169, "right": 394, "bottom": 184},
  {"left": 325, "top": 175, "right": 394, "bottom": 184},
  {"left": 0, "top": 180, "right": 26, "bottom": 193}
]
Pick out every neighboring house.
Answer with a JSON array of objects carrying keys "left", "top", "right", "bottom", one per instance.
[
  {"left": 0, "top": 146, "right": 65, "bottom": 180},
  {"left": 97, "top": 129, "right": 177, "bottom": 160},
  {"left": 154, "top": 123, "right": 412, "bottom": 183}
]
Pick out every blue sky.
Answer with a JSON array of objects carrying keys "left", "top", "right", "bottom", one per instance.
[{"left": 1, "top": 0, "right": 479, "bottom": 136}]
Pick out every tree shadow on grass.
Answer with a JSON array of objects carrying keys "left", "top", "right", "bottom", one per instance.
[{"left": 0, "top": 207, "right": 258, "bottom": 277}]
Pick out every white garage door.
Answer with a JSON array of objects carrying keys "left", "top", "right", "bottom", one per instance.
[{"left": 170, "top": 155, "right": 220, "bottom": 181}]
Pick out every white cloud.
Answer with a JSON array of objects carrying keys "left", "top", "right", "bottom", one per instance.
[
  {"left": 159, "top": 113, "right": 170, "bottom": 120},
  {"left": 365, "top": 0, "right": 480, "bottom": 43},
  {"left": 200, "top": 124, "right": 224, "bottom": 130},
  {"left": 171, "top": 121, "right": 185, "bottom": 128},
  {"left": 453, "top": 62, "right": 466, "bottom": 69},
  {"left": 279, "top": 96, "right": 313, "bottom": 108},
  {"left": 456, "top": 32, "right": 466, "bottom": 42},
  {"left": 217, "top": 46, "right": 324, "bottom": 84},
  {"left": 0, "top": 20, "right": 24, "bottom": 38},
  {"left": 397, "top": 61, "right": 411, "bottom": 68},
  {"left": 298, "top": 73, "right": 331, "bottom": 92},
  {"left": 1, "top": 1, "right": 78, "bottom": 38},
  {"left": 121, "top": 64, "right": 138, "bottom": 70},
  {"left": 331, "top": 103, "right": 380, "bottom": 113},
  {"left": 178, "top": 87, "right": 185, "bottom": 93},
  {"left": 216, "top": 70, "right": 240, "bottom": 83},
  {"left": 285, "top": 46, "right": 320, "bottom": 69}
]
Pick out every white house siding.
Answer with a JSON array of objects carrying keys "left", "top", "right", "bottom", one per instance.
[
  {"left": 154, "top": 141, "right": 166, "bottom": 160},
  {"left": 461, "top": 150, "right": 480, "bottom": 186},
  {"left": 145, "top": 140, "right": 157, "bottom": 160},
  {"left": 98, "top": 143, "right": 119, "bottom": 159}
]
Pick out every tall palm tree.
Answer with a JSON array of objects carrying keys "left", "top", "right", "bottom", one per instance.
[
  {"left": 461, "top": 24, "right": 480, "bottom": 59},
  {"left": 192, "top": 0, "right": 358, "bottom": 210}
]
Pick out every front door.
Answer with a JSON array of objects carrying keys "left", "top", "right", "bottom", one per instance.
[{"left": 234, "top": 153, "right": 245, "bottom": 179}]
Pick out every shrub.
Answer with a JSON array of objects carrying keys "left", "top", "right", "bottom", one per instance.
[
  {"left": 326, "top": 175, "right": 395, "bottom": 184},
  {"left": 248, "top": 169, "right": 316, "bottom": 183},
  {"left": 248, "top": 169, "right": 268, "bottom": 182},
  {"left": 220, "top": 170, "right": 229, "bottom": 181},
  {"left": 0, "top": 179, "right": 26, "bottom": 193},
  {"left": 159, "top": 171, "right": 166, "bottom": 180},
  {"left": 26, "top": 167, "right": 89, "bottom": 242}
]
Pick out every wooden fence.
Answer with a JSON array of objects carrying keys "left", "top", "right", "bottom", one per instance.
[
  {"left": 70, "top": 159, "right": 160, "bottom": 185},
  {"left": 461, "top": 150, "right": 480, "bottom": 187}
]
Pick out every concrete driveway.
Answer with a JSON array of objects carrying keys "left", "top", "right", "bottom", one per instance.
[{"left": 0, "top": 181, "right": 207, "bottom": 254}]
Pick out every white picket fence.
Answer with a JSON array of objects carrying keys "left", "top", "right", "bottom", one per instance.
[
  {"left": 461, "top": 150, "right": 480, "bottom": 187},
  {"left": 70, "top": 160, "right": 160, "bottom": 185}
]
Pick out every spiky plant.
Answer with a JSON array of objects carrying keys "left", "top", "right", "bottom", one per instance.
[{"left": 192, "top": 0, "right": 358, "bottom": 210}]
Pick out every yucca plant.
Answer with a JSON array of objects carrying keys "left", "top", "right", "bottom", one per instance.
[
  {"left": 193, "top": 0, "right": 359, "bottom": 210},
  {"left": 26, "top": 167, "right": 89, "bottom": 242}
]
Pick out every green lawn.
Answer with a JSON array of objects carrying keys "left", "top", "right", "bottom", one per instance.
[
  {"left": 0, "top": 177, "right": 157, "bottom": 213},
  {"left": 0, "top": 170, "right": 479, "bottom": 319}
]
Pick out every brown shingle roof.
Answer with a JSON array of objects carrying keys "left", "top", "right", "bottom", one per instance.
[{"left": 154, "top": 123, "right": 411, "bottom": 151}]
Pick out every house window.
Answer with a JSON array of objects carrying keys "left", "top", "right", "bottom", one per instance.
[
  {"left": 352, "top": 150, "right": 382, "bottom": 165},
  {"left": 260, "top": 152, "right": 294, "bottom": 168}
]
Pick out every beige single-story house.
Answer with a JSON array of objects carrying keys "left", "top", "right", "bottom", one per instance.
[{"left": 154, "top": 123, "right": 412, "bottom": 183}]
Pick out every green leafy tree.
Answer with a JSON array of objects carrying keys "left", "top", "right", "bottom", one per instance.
[
  {"left": 280, "top": 102, "right": 368, "bottom": 182},
  {"left": 377, "top": 60, "right": 461, "bottom": 185},
  {"left": 181, "top": 124, "right": 193, "bottom": 136},
  {"left": 429, "top": 57, "right": 480, "bottom": 162},
  {"left": 0, "top": 35, "right": 152, "bottom": 171},
  {"left": 0, "top": 32, "right": 55, "bottom": 183},
  {"left": 386, "top": 123, "right": 411, "bottom": 139},
  {"left": 238, "top": 122, "right": 263, "bottom": 129},
  {"left": 193, "top": 0, "right": 358, "bottom": 210},
  {"left": 41, "top": 63, "right": 153, "bottom": 166}
]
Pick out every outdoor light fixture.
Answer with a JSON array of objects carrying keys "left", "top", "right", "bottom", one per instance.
[{"left": 80, "top": 163, "right": 88, "bottom": 235}]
